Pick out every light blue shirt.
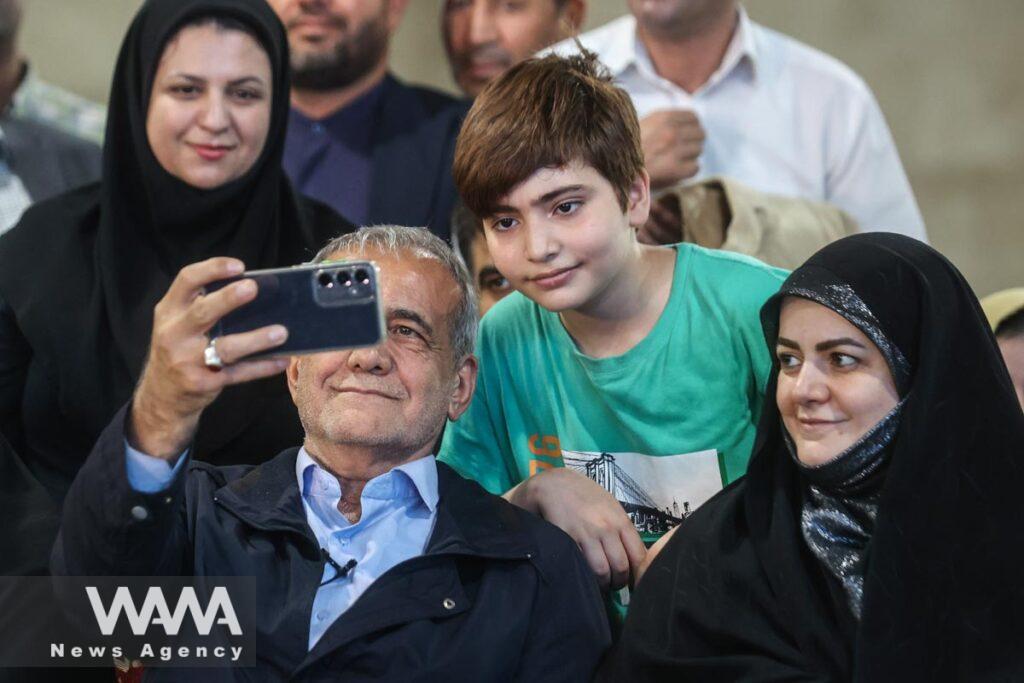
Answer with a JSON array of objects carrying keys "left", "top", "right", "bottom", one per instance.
[{"left": 125, "top": 443, "right": 440, "bottom": 650}]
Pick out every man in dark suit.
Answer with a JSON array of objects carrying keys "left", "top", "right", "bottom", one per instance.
[
  {"left": 269, "top": 0, "right": 468, "bottom": 240},
  {"left": 51, "top": 226, "right": 609, "bottom": 680}
]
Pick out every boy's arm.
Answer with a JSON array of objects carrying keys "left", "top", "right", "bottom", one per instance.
[
  {"left": 439, "top": 345, "right": 646, "bottom": 590},
  {"left": 505, "top": 469, "right": 645, "bottom": 590}
]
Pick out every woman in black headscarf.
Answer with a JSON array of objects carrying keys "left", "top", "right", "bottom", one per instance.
[
  {"left": 0, "top": 0, "right": 353, "bottom": 506},
  {"left": 601, "top": 233, "right": 1024, "bottom": 681}
]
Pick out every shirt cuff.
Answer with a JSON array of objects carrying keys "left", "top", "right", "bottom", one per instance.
[{"left": 124, "top": 440, "right": 188, "bottom": 493}]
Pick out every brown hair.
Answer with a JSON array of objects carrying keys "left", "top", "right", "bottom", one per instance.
[{"left": 453, "top": 50, "right": 644, "bottom": 218}]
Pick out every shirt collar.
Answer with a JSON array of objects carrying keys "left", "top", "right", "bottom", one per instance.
[
  {"left": 295, "top": 446, "right": 439, "bottom": 514},
  {"left": 611, "top": 5, "right": 759, "bottom": 85}
]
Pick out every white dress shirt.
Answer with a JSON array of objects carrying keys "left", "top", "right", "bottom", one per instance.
[{"left": 547, "top": 8, "right": 927, "bottom": 241}]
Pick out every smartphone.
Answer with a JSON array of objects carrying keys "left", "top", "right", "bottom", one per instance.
[{"left": 205, "top": 260, "right": 385, "bottom": 359}]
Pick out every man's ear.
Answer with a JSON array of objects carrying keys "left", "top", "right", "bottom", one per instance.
[
  {"left": 447, "top": 354, "right": 479, "bottom": 421},
  {"left": 626, "top": 169, "right": 652, "bottom": 229},
  {"left": 285, "top": 356, "right": 302, "bottom": 403}
]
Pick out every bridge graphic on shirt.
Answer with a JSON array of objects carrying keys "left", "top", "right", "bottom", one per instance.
[{"left": 563, "top": 452, "right": 689, "bottom": 536}]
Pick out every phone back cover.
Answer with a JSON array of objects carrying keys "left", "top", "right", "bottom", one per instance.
[{"left": 210, "top": 265, "right": 383, "bottom": 358}]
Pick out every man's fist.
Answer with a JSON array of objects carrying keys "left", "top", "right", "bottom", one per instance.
[{"left": 640, "top": 109, "right": 705, "bottom": 190}]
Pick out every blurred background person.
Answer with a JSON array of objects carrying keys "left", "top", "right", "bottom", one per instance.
[
  {"left": 548, "top": 0, "right": 927, "bottom": 241},
  {"left": 0, "top": 0, "right": 105, "bottom": 144},
  {"left": 270, "top": 0, "right": 467, "bottom": 238},
  {"left": 451, "top": 202, "right": 512, "bottom": 316},
  {"left": 982, "top": 287, "right": 1024, "bottom": 411},
  {"left": 0, "top": 0, "right": 100, "bottom": 235},
  {"left": 442, "top": 0, "right": 586, "bottom": 97}
]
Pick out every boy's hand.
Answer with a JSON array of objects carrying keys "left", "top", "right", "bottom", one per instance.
[
  {"left": 505, "top": 468, "right": 646, "bottom": 589},
  {"left": 129, "top": 258, "right": 290, "bottom": 460},
  {"left": 640, "top": 109, "right": 705, "bottom": 190}
]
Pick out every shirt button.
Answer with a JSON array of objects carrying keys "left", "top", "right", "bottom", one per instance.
[
  {"left": 340, "top": 539, "right": 349, "bottom": 546},
  {"left": 316, "top": 611, "right": 328, "bottom": 621},
  {"left": 312, "top": 123, "right": 324, "bottom": 134},
  {"left": 130, "top": 505, "right": 149, "bottom": 521}
]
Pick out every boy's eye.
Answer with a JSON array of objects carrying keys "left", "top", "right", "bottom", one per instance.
[
  {"left": 491, "top": 217, "right": 517, "bottom": 231},
  {"left": 554, "top": 200, "right": 581, "bottom": 216}
]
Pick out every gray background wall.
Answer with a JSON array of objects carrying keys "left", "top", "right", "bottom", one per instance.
[{"left": 20, "top": 0, "right": 1022, "bottom": 296}]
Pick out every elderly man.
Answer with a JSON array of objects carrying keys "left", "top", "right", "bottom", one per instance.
[
  {"left": 548, "top": 0, "right": 927, "bottom": 240},
  {"left": 442, "top": 0, "right": 586, "bottom": 97},
  {"left": 52, "top": 226, "right": 609, "bottom": 681},
  {"left": 269, "top": 0, "right": 468, "bottom": 238}
]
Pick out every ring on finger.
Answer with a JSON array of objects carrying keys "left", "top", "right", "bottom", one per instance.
[{"left": 203, "top": 337, "right": 225, "bottom": 371}]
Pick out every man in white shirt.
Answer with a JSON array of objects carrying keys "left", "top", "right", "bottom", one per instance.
[{"left": 548, "top": 0, "right": 927, "bottom": 240}]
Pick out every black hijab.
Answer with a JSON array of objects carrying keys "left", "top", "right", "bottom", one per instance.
[
  {"left": 0, "top": 0, "right": 351, "bottom": 492},
  {"left": 600, "top": 233, "right": 1024, "bottom": 682}
]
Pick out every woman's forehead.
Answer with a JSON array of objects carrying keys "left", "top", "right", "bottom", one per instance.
[
  {"left": 778, "top": 297, "right": 872, "bottom": 344},
  {"left": 156, "top": 23, "right": 270, "bottom": 78}
]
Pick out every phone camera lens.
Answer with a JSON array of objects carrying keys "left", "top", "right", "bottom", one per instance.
[
  {"left": 317, "top": 272, "right": 334, "bottom": 288},
  {"left": 336, "top": 270, "right": 353, "bottom": 287},
  {"left": 355, "top": 269, "right": 370, "bottom": 285}
]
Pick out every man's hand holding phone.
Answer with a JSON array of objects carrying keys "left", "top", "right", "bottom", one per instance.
[{"left": 129, "top": 257, "right": 289, "bottom": 461}]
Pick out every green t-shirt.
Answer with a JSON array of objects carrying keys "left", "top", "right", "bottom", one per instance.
[{"left": 439, "top": 244, "right": 787, "bottom": 543}]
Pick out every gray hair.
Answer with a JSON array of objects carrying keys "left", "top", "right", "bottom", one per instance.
[{"left": 313, "top": 225, "right": 478, "bottom": 364}]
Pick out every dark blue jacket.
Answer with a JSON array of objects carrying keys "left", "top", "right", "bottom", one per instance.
[
  {"left": 52, "top": 406, "right": 610, "bottom": 681},
  {"left": 365, "top": 76, "right": 469, "bottom": 241}
]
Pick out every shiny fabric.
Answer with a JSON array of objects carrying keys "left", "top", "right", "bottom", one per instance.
[{"left": 791, "top": 399, "right": 904, "bottom": 619}]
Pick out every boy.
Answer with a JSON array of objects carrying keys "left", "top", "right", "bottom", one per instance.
[{"left": 438, "top": 52, "right": 787, "bottom": 590}]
